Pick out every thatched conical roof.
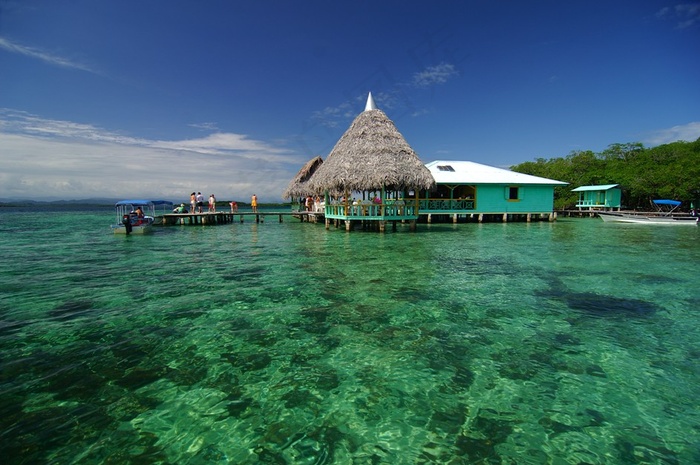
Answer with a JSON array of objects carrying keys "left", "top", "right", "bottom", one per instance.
[
  {"left": 308, "top": 94, "right": 435, "bottom": 193},
  {"left": 282, "top": 156, "right": 324, "bottom": 199}
]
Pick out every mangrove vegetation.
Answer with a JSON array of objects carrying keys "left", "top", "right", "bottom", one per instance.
[{"left": 511, "top": 138, "right": 700, "bottom": 210}]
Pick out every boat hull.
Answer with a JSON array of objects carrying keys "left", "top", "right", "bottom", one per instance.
[
  {"left": 598, "top": 212, "right": 698, "bottom": 225},
  {"left": 112, "top": 224, "right": 154, "bottom": 234}
]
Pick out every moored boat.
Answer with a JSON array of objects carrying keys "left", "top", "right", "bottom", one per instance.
[
  {"left": 111, "top": 200, "right": 173, "bottom": 234},
  {"left": 597, "top": 211, "right": 698, "bottom": 225},
  {"left": 597, "top": 199, "right": 697, "bottom": 225}
]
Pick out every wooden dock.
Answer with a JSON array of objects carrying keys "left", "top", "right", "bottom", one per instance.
[{"left": 160, "top": 211, "right": 322, "bottom": 226}]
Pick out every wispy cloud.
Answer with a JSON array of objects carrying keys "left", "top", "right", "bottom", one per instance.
[
  {"left": 412, "top": 63, "right": 458, "bottom": 88},
  {"left": 0, "top": 109, "right": 304, "bottom": 201},
  {"left": 656, "top": 3, "right": 700, "bottom": 29},
  {"left": 152, "top": 133, "right": 290, "bottom": 158},
  {"left": 306, "top": 62, "right": 459, "bottom": 138},
  {"left": 643, "top": 121, "right": 700, "bottom": 146},
  {"left": 0, "top": 36, "right": 96, "bottom": 73},
  {"left": 189, "top": 122, "right": 219, "bottom": 131}
]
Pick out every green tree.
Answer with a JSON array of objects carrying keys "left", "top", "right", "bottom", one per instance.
[{"left": 511, "top": 138, "right": 700, "bottom": 210}]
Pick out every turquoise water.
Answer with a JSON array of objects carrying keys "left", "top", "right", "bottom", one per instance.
[{"left": 1, "top": 207, "right": 699, "bottom": 464}]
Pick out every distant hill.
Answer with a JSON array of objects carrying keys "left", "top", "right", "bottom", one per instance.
[{"left": 0, "top": 198, "right": 120, "bottom": 207}]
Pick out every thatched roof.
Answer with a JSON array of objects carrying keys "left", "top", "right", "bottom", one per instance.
[
  {"left": 308, "top": 97, "right": 435, "bottom": 193},
  {"left": 282, "top": 156, "right": 324, "bottom": 199}
]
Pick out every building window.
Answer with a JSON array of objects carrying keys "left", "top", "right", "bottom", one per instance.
[
  {"left": 508, "top": 186, "right": 519, "bottom": 200},
  {"left": 437, "top": 165, "right": 455, "bottom": 172}
]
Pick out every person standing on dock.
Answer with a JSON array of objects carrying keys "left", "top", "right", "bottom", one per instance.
[
  {"left": 208, "top": 194, "right": 216, "bottom": 212},
  {"left": 190, "top": 192, "right": 196, "bottom": 213},
  {"left": 196, "top": 192, "right": 204, "bottom": 213},
  {"left": 251, "top": 194, "right": 258, "bottom": 213}
]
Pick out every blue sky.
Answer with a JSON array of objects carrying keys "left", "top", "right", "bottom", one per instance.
[{"left": 1, "top": 0, "right": 699, "bottom": 202}]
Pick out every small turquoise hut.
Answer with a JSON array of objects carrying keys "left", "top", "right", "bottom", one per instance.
[
  {"left": 308, "top": 93, "right": 435, "bottom": 232},
  {"left": 571, "top": 184, "right": 621, "bottom": 211}
]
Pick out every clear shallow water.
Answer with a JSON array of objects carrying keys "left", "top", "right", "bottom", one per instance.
[{"left": 1, "top": 207, "right": 699, "bottom": 464}]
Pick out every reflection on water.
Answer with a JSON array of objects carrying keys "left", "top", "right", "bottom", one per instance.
[{"left": 0, "top": 210, "right": 699, "bottom": 464}]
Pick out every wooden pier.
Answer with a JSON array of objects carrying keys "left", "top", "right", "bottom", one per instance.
[
  {"left": 158, "top": 210, "right": 563, "bottom": 228},
  {"left": 555, "top": 209, "right": 610, "bottom": 218},
  {"left": 160, "top": 211, "right": 321, "bottom": 226}
]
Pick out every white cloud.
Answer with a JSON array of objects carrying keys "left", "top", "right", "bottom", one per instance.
[
  {"left": 412, "top": 63, "right": 458, "bottom": 88},
  {"left": 151, "top": 133, "right": 291, "bottom": 160},
  {"left": 189, "top": 122, "right": 219, "bottom": 131},
  {"left": 308, "top": 63, "right": 460, "bottom": 131},
  {"left": 656, "top": 3, "right": 700, "bottom": 28},
  {"left": 643, "top": 121, "right": 700, "bottom": 146},
  {"left": 0, "top": 36, "right": 96, "bottom": 73},
  {"left": 0, "top": 110, "right": 306, "bottom": 202}
]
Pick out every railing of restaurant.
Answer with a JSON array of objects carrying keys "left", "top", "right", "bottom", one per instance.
[
  {"left": 324, "top": 201, "right": 417, "bottom": 218},
  {"left": 322, "top": 198, "right": 478, "bottom": 217},
  {"left": 419, "top": 199, "right": 475, "bottom": 211}
]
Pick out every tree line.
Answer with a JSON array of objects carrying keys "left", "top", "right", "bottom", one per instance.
[{"left": 510, "top": 138, "right": 700, "bottom": 210}]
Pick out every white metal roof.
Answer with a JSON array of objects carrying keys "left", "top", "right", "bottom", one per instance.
[
  {"left": 425, "top": 160, "right": 568, "bottom": 185},
  {"left": 571, "top": 184, "right": 619, "bottom": 192}
]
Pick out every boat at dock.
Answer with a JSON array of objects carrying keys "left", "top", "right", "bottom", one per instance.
[
  {"left": 597, "top": 211, "right": 698, "bottom": 225},
  {"left": 111, "top": 200, "right": 173, "bottom": 234},
  {"left": 597, "top": 200, "right": 697, "bottom": 225}
]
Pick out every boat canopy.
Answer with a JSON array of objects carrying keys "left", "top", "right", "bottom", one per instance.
[{"left": 653, "top": 199, "right": 681, "bottom": 206}]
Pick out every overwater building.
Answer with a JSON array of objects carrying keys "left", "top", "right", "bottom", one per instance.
[
  {"left": 307, "top": 93, "right": 435, "bottom": 231},
  {"left": 286, "top": 93, "right": 568, "bottom": 229},
  {"left": 421, "top": 160, "right": 568, "bottom": 223}
]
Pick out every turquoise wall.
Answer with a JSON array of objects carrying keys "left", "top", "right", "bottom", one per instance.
[
  {"left": 576, "top": 188, "right": 622, "bottom": 208},
  {"left": 473, "top": 185, "right": 555, "bottom": 213}
]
